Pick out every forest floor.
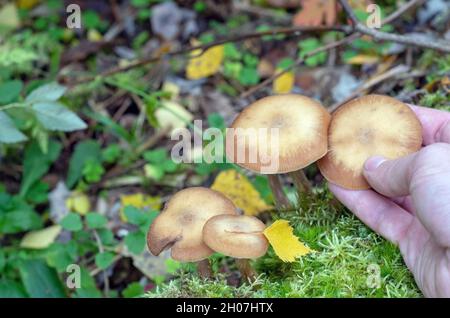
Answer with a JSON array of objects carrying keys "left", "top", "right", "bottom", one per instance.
[{"left": 0, "top": 0, "right": 448, "bottom": 298}]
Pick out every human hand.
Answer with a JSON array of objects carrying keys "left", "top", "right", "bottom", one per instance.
[{"left": 329, "top": 105, "right": 450, "bottom": 297}]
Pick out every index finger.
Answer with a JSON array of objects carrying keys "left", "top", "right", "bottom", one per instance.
[{"left": 409, "top": 105, "right": 450, "bottom": 145}]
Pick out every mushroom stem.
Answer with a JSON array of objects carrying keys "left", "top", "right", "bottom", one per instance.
[
  {"left": 267, "top": 174, "right": 290, "bottom": 209},
  {"left": 290, "top": 170, "right": 313, "bottom": 195},
  {"left": 196, "top": 259, "right": 212, "bottom": 279},
  {"left": 235, "top": 259, "right": 257, "bottom": 282}
]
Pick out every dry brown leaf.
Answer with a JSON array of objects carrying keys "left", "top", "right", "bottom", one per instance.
[{"left": 293, "top": 0, "right": 339, "bottom": 27}]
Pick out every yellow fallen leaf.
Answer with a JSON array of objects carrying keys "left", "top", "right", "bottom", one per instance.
[
  {"left": 162, "top": 81, "right": 180, "bottom": 99},
  {"left": 263, "top": 220, "right": 311, "bottom": 262},
  {"left": 155, "top": 101, "right": 193, "bottom": 136},
  {"left": 20, "top": 225, "right": 62, "bottom": 249},
  {"left": 17, "top": 0, "right": 40, "bottom": 10},
  {"left": 120, "top": 193, "right": 161, "bottom": 222},
  {"left": 273, "top": 70, "right": 294, "bottom": 94},
  {"left": 186, "top": 44, "right": 224, "bottom": 80},
  {"left": 87, "top": 29, "right": 103, "bottom": 42},
  {"left": 66, "top": 191, "right": 91, "bottom": 215},
  {"left": 211, "top": 169, "right": 273, "bottom": 216},
  {"left": 346, "top": 54, "right": 379, "bottom": 65}
]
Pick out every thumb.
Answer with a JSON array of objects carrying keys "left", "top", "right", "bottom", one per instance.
[{"left": 363, "top": 154, "right": 417, "bottom": 197}]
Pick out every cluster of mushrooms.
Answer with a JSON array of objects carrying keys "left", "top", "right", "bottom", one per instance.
[
  {"left": 147, "top": 187, "right": 268, "bottom": 281},
  {"left": 147, "top": 93, "right": 423, "bottom": 280}
]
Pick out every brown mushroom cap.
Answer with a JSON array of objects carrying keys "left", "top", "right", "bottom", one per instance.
[
  {"left": 202, "top": 214, "right": 269, "bottom": 259},
  {"left": 226, "top": 94, "right": 331, "bottom": 174},
  {"left": 147, "top": 187, "right": 237, "bottom": 262},
  {"left": 318, "top": 95, "right": 422, "bottom": 190}
]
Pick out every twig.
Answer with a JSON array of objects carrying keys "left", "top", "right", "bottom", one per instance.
[
  {"left": 63, "top": 25, "right": 350, "bottom": 86},
  {"left": 329, "top": 64, "right": 411, "bottom": 112},
  {"left": 240, "top": 0, "right": 428, "bottom": 98},
  {"left": 338, "top": 0, "right": 450, "bottom": 53},
  {"left": 93, "top": 230, "right": 110, "bottom": 296},
  {"left": 240, "top": 33, "right": 359, "bottom": 98}
]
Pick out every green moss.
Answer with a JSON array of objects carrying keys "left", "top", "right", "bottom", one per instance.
[{"left": 146, "top": 188, "right": 421, "bottom": 298}]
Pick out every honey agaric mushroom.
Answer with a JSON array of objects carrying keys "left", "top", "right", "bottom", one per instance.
[
  {"left": 226, "top": 94, "right": 331, "bottom": 208},
  {"left": 318, "top": 95, "right": 423, "bottom": 190},
  {"left": 203, "top": 214, "right": 268, "bottom": 281},
  {"left": 147, "top": 187, "right": 237, "bottom": 278}
]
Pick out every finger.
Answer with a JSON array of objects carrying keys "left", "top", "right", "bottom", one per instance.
[
  {"left": 391, "top": 195, "right": 416, "bottom": 215},
  {"left": 364, "top": 143, "right": 450, "bottom": 247},
  {"left": 329, "top": 184, "right": 414, "bottom": 245},
  {"left": 363, "top": 153, "right": 417, "bottom": 197},
  {"left": 409, "top": 105, "right": 450, "bottom": 144}
]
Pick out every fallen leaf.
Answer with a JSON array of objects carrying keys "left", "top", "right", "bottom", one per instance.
[
  {"left": 17, "top": 0, "right": 40, "bottom": 9},
  {"left": 346, "top": 54, "right": 379, "bottom": 65},
  {"left": 186, "top": 45, "right": 225, "bottom": 80},
  {"left": 155, "top": 101, "right": 193, "bottom": 136},
  {"left": 263, "top": 220, "right": 311, "bottom": 262},
  {"left": 211, "top": 170, "right": 273, "bottom": 216},
  {"left": 0, "top": 3, "right": 20, "bottom": 31},
  {"left": 293, "top": 0, "right": 338, "bottom": 27},
  {"left": 87, "top": 29, "right": 103, "bottom": 42},
  {"left": 120, "top": 193, "right": 161, "bottom": 222},
  {"left": 162, "top": 81, "right": 180, "bottom": 99},
  {"left": 257, "top": 59, "right": 275, "bottom": 78},
  {"left": 20, "top": 225, "right": 62, "bottom": 249},
  {"left": 273, "top": 70, "right": 295, "bottom": 94},
  {"left": 66, "top": 191, "right": 91, "bottom": 216}
]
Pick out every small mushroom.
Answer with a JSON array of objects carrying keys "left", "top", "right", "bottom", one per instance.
[
  {"left": 147, "top": 187, "right": 237, "bottom": 278},
  {"left": 226, "top": 94, "right": 331, "bottom": 208},
  {"left": 318, "top": 95, "right": 423, "bottom": 190},
  {"left": 203, "top": 214, "right": 269, "bottom": 281}
]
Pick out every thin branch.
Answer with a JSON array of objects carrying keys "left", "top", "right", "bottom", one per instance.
[
  {"left": 240, "top": 33, "right": 359, "bottom": 98},
  {"left": 240, "top": 0, "right": 429, "bottom": 98},
  {"left": 63, "top": 25, "right": 349, "bottom": 86},
  {"left": 338, "top": 0, "right": 450, "bottom": 53},
  {"left": 382, "top": 0, "right": 425, "bottom": 25},
  {"left": 329, "top": 64, "right": 411, "bottom": 112}
]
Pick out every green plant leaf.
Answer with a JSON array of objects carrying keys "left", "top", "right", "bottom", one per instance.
[
  {"left": 124, "top": 206, "right": 148, "bottom": 225},
  {"left": 82, "top": 159, "right": 105, "bottom": 183},
  {"left": 0, "top": 111, "right": 27, "bottom": 143},
  {"left": 143, "top": 148, "right": 167, "bottom": 163},
  {"left": 0, "top": 250, "right": 5, "bottom": 272},
  {"left": 45, "top": 242, "right": 78, "bottom": 273},
  {"left": 86, "top": 213, "right": 107, "bottom": 229},
  {"left": 0, "top": 195, "right": 42, "bottom": 234},
  {"left": 19, "top": 259, "right": 66, "bottom": 298},
  {"left": 95, "top": 252, "right": 115, "bottom": 270},
  {"left": 125, "top": 231, "right": 146, "bottom": 255},
  {"left": 73, "top": 267, "right": 102, "bottom": 298},
  {"left": 0, "top": 80, "right": 23, "bottom": 104},
  {"left": 32, "top": 101, "right": 87, "bottom": 132},
  {"left": 60, "top": 213, "right": 83, "bottom": 232},
  {"left": 66, "top": 140, "right": 102, "bottom": 188},
  {"left": 25, "top": 82, "right": 66, "bottom": 103},
  {"left": 122, "top": 282, "right": 144, "bottom": 298},
  {"left": 238, "top": 67, "right": 259, "bottom": 85},
  {"left": 20, "top": 140, "right": 61, "bottom": 196},
  {"left": 298, "top": 38, "right": 327, "bottom": 67},
  {"left": 0, "top": 280, "right": 28, "bottom": 298},
  {"left": 207, "top": 113, "right": 226, "bottom": 130}
]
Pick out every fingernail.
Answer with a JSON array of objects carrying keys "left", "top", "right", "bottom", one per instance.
[{"left": 364, "top": 156, "right": 386, "bottom": 171}]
